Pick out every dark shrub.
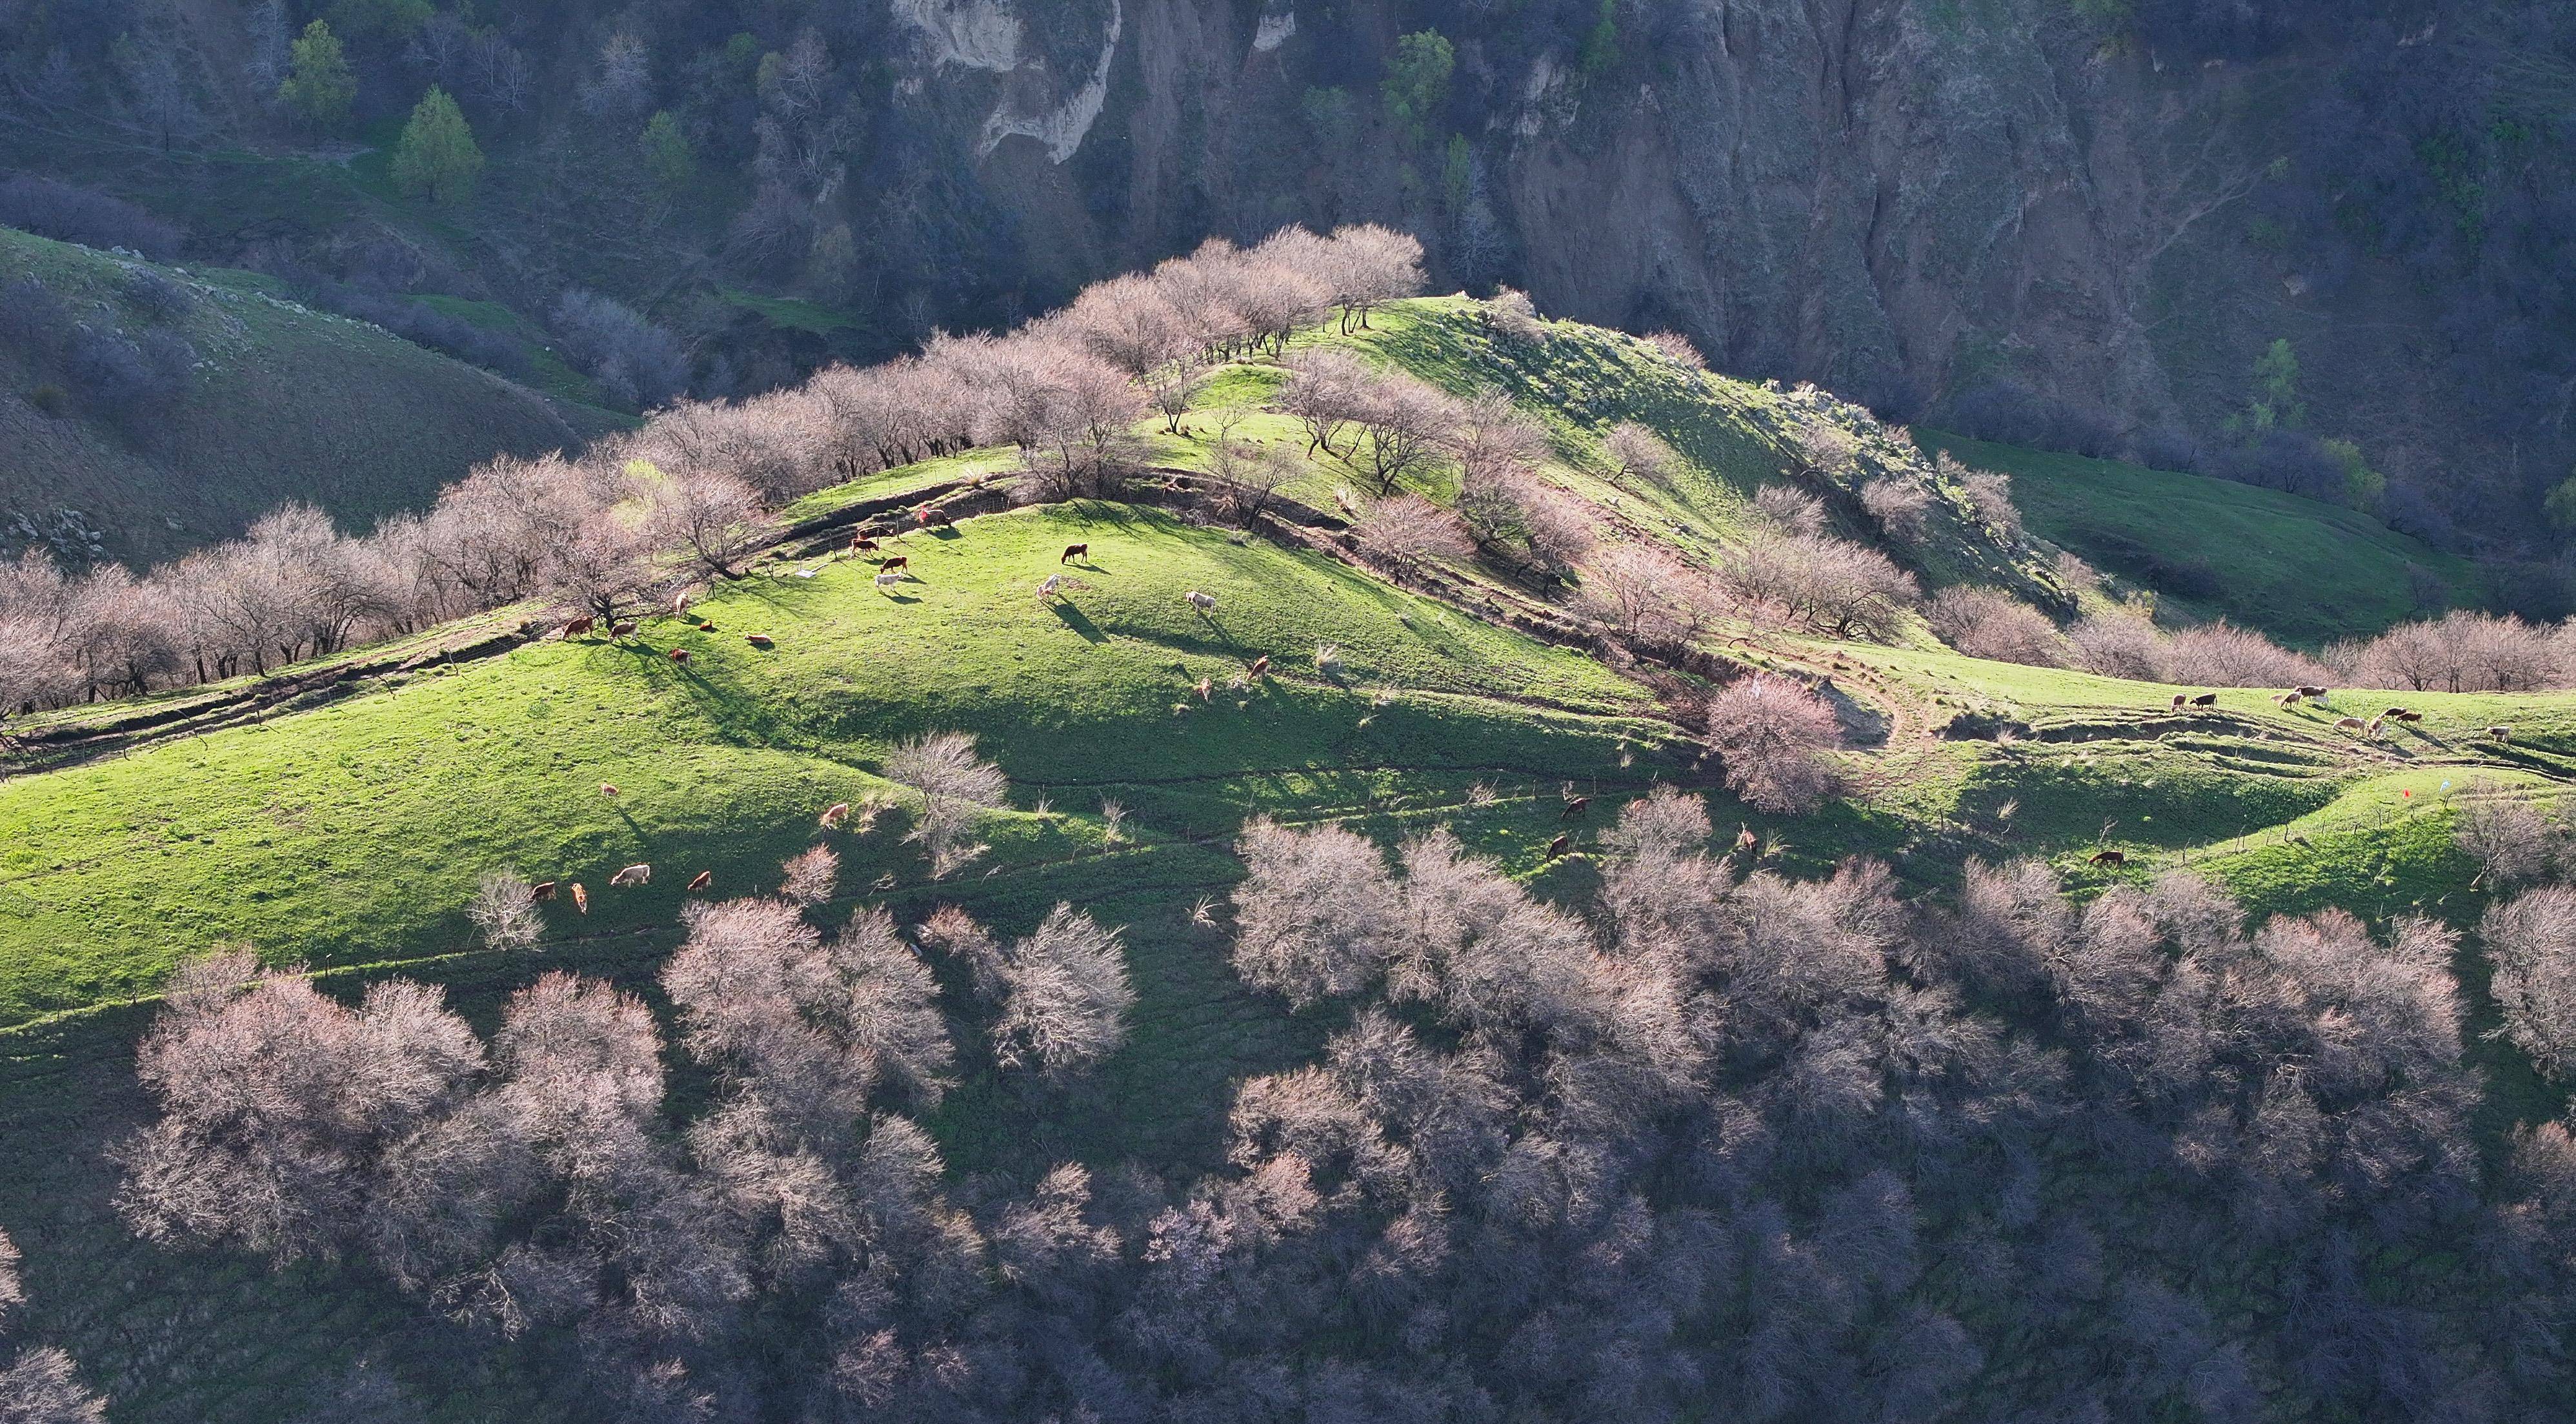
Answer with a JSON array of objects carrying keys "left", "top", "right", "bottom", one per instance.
[{"left": 0, "top": 175, "right": 184, "bottom": 258}]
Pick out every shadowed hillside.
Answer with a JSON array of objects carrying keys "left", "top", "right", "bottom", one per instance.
[{"left": 0, "top": 227, "right": 618, "bottom": 567}]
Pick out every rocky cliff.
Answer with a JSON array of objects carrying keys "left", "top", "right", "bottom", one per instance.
[{"left": 889, "top": 0, "right": 2570, "bottom": 554}]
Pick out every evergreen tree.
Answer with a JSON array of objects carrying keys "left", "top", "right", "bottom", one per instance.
[
  {"left": 277, "top": 19, "right": 356, "bottom": 133},
  {"left": 639, "top": 110, "right": 692, "bottom": 192},
  {"left": 392, "top": 87, "right": 483, "bottom": 205}
]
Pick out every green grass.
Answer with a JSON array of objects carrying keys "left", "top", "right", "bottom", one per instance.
[
  {"left": 0, "top": 226, "right": 590, "bottom": 565},
  {"left": 1924, "top": 431, "right": 2488, "bottom": 646},
  {"left": 0, "top": 503, "right": 1661, "bottom": 1030}
]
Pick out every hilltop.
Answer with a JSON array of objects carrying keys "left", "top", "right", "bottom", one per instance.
[
  {"left": 3, "top": 289, "right": 2575, "bottom": 1423},
  {"left": 0, "top": 226, "right": 616, "bottom": 567}
]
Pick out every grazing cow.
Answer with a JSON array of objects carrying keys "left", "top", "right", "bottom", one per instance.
[
  {"left": 530, "top": 880, "right": 557, "bottom": 902},
  {"left": 1038, "top": 574, "right": 1063, "bottom": 602},
  {"left": 880, "top": 554, "right": 910, "bottom": 572},
  {"left": 563, "top": 616, "right": 595, "bottom": 637},
  {"left": 916, "top": 505, "right": 952, "bottom": 529},
  {"left": 2366, "top": 715, "right": 2388, "bottom": 739},
  {"left": 820, "top": 802, "right": 851, "bottom": 828},
  {"left": 2333, "top": 716, "right": 2368, "bottom": 733},
  {"left": 609, "top": 864, "right": 651, "bottom": 888},
  {"left": 2487, "top": 725, "right": 2513, "bottom": 743},
  {"left": 1247, "top": 654, "right": 1270, "bottom": 680},
  {"left": 1735, "top": 825, "right": 1758, "bottom": 854},
  {"left": 1062, "top": 542, "right": 1089, "bottom": 564},
  {"left": 2395, "top": 710, "right": 2423, "bottom": 722},
  {"left": 1185, "top": 590, "right": 1217, "bottom": 613},
  {"left": 875, "top": 571, "right": 905, "bottom": 592},
  {"left": 1545, "top": 832, "right": 1573, "bottom": 860},
  {"left": 746, "top": 633, "right": 774, "bottom": 648},
  {"left": 611, "top": 620, "right": 638, "bottom": 637},
  {"left": 570, "top": 882, "right": 588, "bottom": 914},
  {"left": 673, "top": 591, "right": 691, "bottom": 616},
  {"left": 2295, "top": 685, "right": 2329, "bottom": 698},
  {"left": 852, "top": 536, "right": 880, "bottom": 553},
  {"left": 687, "top": 870, "right": 712, "bottom": 892},
  {"left": 669, "top": 647, "right": 691, "bottom": 664},
  {"left": 2383, "top": 707, "right": 2411, "bottom": 719},
  {"left": 2189, "top": 693, "right": 2218, "bottom": 707},
  {"left": 698, "top": 620, "right": 716, "bottom": 631},
  {"left": 1562, "top": 796, "right": 1592, "bottom": 820},
  {"left": 601, "top": 782, "right": 619, "bottom": 797},
  {"left": 2089, "top": 848, "right": 2127, "bottom": 868},
  {"left": 2170, "top": 694, "right": 2188, "bottom": 711},
  {"left": 2272, "top": 691, "right": 2302, "bottom": 707},
  {"left": 1194, "top": 676, "right": 1213, "bottom": 702}
]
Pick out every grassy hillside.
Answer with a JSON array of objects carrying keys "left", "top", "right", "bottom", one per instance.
[
  {"left": 0, "top": 227, "right": 612, "bottom": 566},
  {"left": 1925, "top": 432, "right": 2488, "bottom": 646},
  {"left": 5, "top": 297, "right": 2573, "bottom": 1422}
]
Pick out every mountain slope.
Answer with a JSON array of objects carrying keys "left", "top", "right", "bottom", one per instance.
[
  {"left": 4, "top": 298, "right": 2574, "bottom": 1423},
  {"left": 0, "top": 227, "right": 610, "bottom": 565}
]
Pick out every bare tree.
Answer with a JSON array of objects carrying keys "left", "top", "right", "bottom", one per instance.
[
  {"left": 1858, "top": 476, "right": 1933, "bottom": 544},
  {"left": 1280, "top": 349, "right": 1371, "bottom": 458},
  {"left": 1705, "top": 675, "right": 1842, "bottom": 814},
  {"left": 1231, "top": 817, "right": 1401, "bottom": 1007},
  {"left": 1926, "top": 587, "right": 2065, "bottom": 667},
  {"left": 1354, "top": 495, "right": 1475, "bottom": 584},
  {"left": 2486, "top": 886, "right": 2576, "bottom": 1081},
  {"left": 1721, "top": 532, "right": 1917, "bottom": 642},
  {"left": 1604, "top": 422, "right": 1678, "bottom": 486},
  {"left": 1205, "top": 438, "right": 1302, "bottom": 525},
  {"left": 987, "top": 904, "right": 1136, "bottom": 1077},
  {"left": 1940, "top": 456, "right": 2024, "bottom": 543},
  {"left": 468, "top": 870, "right": 542, "bottom": 951},
  {"left": 0, "top": 1347, "right": 105, "bottom": 1424},
  {"left": 1751, "top": 485, "right": 1829, "bottom": 536},
  {"left": 1342, "top": 374, "right": 1461, "bottom": 496},
  {"left": 882, "top": 731, "right": 1009, "bottom": 879},
  {"left": 644, "top": 466, "right": 771, "bottom": 580},
  {"left": 780, "top": 846, "right": 839, "bottom": 908}
]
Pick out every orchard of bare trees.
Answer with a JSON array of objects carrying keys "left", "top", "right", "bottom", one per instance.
[{"left": 108, "top": 790, "right": 2576, "bottom": 1421}]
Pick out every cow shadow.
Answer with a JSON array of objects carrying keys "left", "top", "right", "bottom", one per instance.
[{"left": 1050, "top": 602, "right": 1107, "bottom": 644}]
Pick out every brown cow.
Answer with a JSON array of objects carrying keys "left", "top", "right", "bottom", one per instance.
[
  {"left": 1247, "top": 654, "right": 1270, "bottom": 680},
  {"left": 600, "top": 782, "right": 619, "bottom": 797},
  {"left": 669, "top": 647, "right": 691, "bottom": 664},
  {"left": 673, "top": 591, "right": 692, "bottom": 616},
  {"left": 2089, "top": 848, "right": 2128, "bottom": 868},
  {"left": 746, "top": 633, "right": 774, "bottom": 648},
  {"left": 916, "top": 505, "right": 952, "bottom": 529},
  {"left": 530, "top": 880, "right": 558, "bottom": 902},
  {"left": 880, "top": 554, "right": 910, "bottom": 572},
  {"left": 570, "top": 882, "right": 588, "bottom": 914},
  {"left": 2170, "top": 694, "right": 2188, "bottom": 711},
  {"left": 2395, "top": 710, "right": 2423, "bottom": 722},
  {"left": 687, "top": 870, "right": 713, "bottom": 892},
  {"left": 1735, "top": 825, "right": 1758, "bottom": 854},
  {"left": 609, "top": 864, "right": 651, "bottom": 888},
  {"left": 563, "top": 616, "right": 595, "bottom": 637},
  {"left": 2189, "top": 693, "right": 2218, "bottom": 707},
  {"left": 611, "top": 620, "right": 638, "bottom": 637},
  {"left": 2272, "top": 691, "right": 2302, "bottom": 707},
  {"left": 698, "top": 620, "right": 716, "bottom": 632},
  {"left": 1062, "top": 542, "right": 1089, "bottom": 564},
  {"left": 2333, "top": 715, "right": 2368, "bottom": 733},
  {"left": 852, "top": 535, "right": 880, "bottom": 553},
  {"left": 2487, "top": 725, "right": 2513, "bottom": 743},
  {"left": 2382, "top": 707, "right": 2411, "bottom": 719},
  {"left": 2295, "top": 685, "right": 2330, "bottom": 698},
  {"left": 1545, "top": 832, "right": 1573, "bottom": 860},
  {"left": 820, "top": 801, "right": 851, "bottom": 828},
  {"left": 1562, "top": 796, "right": 1591, "bottom": 820}
]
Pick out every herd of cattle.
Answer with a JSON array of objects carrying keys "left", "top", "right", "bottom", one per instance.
[{"left": 2170, "top": 684, "right": 2510, "bottom": 744}]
